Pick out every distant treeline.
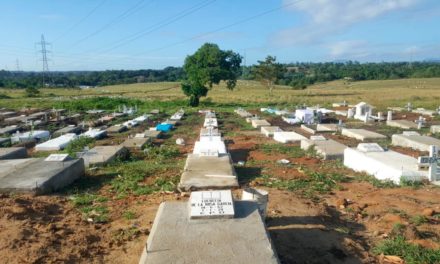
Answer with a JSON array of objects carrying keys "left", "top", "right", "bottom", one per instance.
[
  {"left": 0, "top": 67, "right": 184, "bottom": 89},
  {"left": 1, "top": 61, "right": 440, "bottom": 89},
  {"left": 242, "top": 61, "right": 440, "bottom": 89}
]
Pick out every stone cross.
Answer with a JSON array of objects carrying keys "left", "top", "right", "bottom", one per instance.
[
  {"left": 418, "top": 145, "right": 439, "bottom": 182},
  {"left": 406, "top": 102, "right": 412, "bottom": 112},
  {"left": 415, "top": 116, "right": 425, "bottom": 129}
]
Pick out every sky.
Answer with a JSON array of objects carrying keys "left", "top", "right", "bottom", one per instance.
[{"left": 0, "top": 0, "right": 439, "bottom": 71}]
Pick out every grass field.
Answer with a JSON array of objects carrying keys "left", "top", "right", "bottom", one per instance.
[{"left": 1, "top": 78, "right": 440, "bottom": 110}]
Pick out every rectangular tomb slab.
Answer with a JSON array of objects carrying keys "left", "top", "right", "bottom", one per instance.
[
  {"left": 121, "top": 137, "right": 151, "bottom": 150},
  {"left": 106, "top": 125, "right": 127, "bottom": 134},
  {"left": 189, "top": 190, "right": 234, "bottom": 219},
  {"left": 53, "top": 126, "right": 81, "bottom": 137},
  {"left": 82, "top": 145, "right": 128, "bottom": 167},
  {"left": 301, "top": 138, "right": 347, "bottom": 160},
  {"left": 179, "top": 154, "right": 238, "bottom": 191},
  {"left": 261, "top": 126, "right": 282, "bottom": 137},
  {"left": 0, "top": 147, "right": 27, "bottom": 160},
  {"left": 139, "top": 201, "right": 279, "bottom": 264},
  {"left": 430, "top": 125, "right": 440, "bottom": 134},
  {"left": 0, "top": 138, "right": 10, "bottom": 146},
  {"left": 386, "top": 120, "right": 418, "bottom": 129},
  {"left": 143, "top": 130, "right": 162, "bottom": 139},
  {"left": 273, "top": 131, "right": 306, "bottom": 143},
  {"left": 251, "top": 119, "right": 271, "bottom": 128},
  {"left": 391, "top": 133, "right": 440, "bottom": 152},
  {"left": 0, "top": 158, "right": 85, "bottom": 194},
  {"left": 341, "top": 128, "right": 387, "bottom": 141},
  {"left": 344, "top": 147, "right": 428, "bottom": 184},
  {"left": 0, "top": 125, "right": 20, "bottom": 135}
]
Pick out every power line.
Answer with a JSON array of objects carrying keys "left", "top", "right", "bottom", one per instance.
[
  {"left": 68, "top": 0, "right": 154, "bottom": 49},
  {"left": 135, "top": 0, "right": 306, "bottom": 56},
  {"left": 55, "top": 0, "right": 215, "bottom": 68},
  {"left": 52, "top": 0, "right": 108, "bottom": 43}
]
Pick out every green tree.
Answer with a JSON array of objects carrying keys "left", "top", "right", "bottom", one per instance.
[
  {"left": 254, "top": 56, "right": 285, "bottom": 95},
  {"left": 24, "top": 87, "right": 40, "bottom": 97},
  {"left": 181, "top": 43, "right": 242, "bottom": 106}
]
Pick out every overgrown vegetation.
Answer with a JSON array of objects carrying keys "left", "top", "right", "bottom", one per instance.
[
  {"left": 64, "top": 137, "right": 95, "bottom": 157},
  {"left": 373, "top": 236, "right": 440, "bottom": 264}
]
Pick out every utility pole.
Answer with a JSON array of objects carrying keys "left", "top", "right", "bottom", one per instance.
[{"left": 36, "top": 34, "right": 51, "bottom": 87}]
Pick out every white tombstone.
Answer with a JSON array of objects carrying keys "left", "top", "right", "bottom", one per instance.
[
  {"left": 189, "top": 190, "right": 235, "bottom": 219},
  {"left": 347, "top": 108, "right": 355, "bottom": 118},
  {"left": 387, "top": 111, "right": 393, "bottom": 121}
]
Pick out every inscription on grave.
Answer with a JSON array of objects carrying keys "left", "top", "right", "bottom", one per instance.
[
  {"left": 45, "top": 153, "right": 69, "bottom": 162},
  {"left": 190, "top": 190, "right": 234, "bottom": 219}
]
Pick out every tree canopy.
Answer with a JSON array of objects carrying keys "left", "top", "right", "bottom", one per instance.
[
  {"left": 181, "top": 43, "right": 242, "bottom": 106},
  {"left": 253, "top": 56, "right": 285, "bottom": 95}
]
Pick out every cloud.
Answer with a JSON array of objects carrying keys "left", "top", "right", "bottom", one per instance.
[
  {"left": 327, "top": 40, "right": 371, "bottom": 59},
  {"left": 273, "top": 0, "right": 419, "bottom": 46}
]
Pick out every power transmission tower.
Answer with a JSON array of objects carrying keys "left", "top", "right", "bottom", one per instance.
[
  {"left": 36, "top": 34, "right": 51, "bottom": 87},
  {"left": 15, "top": 59, "right": 21, "bottom": 72}
]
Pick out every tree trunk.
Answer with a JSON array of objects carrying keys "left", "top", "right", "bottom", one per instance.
[{"left": 189, "top": 95, "right": 200, "bottom": 107}]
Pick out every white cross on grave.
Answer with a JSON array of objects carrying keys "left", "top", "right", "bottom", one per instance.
[
  {"left": 418, "top": 145, "right": 439, "bottom": 182},
  {"left": 415, "top": 116, "right": 426, "bottom": 129},
  {"left": 189, "top": 190, "right": 235, "bottom": 219}
]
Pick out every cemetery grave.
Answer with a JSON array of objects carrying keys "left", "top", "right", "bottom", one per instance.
[
  {"left": 0, "top": 147, "right": 27, "bottom": 160},
  {"left": 301, "top": 136, "right": 347, "bottom": 160},
  {"left": 341, "top": 128, "right": 387, "bottom": 141},
  {"left": 0, "top": 104, "right": 440, "bottom": 264},
  {"left": 392, "top": 131, "right": 440, "bottom": 152}
]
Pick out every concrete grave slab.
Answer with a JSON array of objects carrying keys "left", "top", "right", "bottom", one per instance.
[
  {"left": 386, "top": 120, "right": 418, "bottom": 129},
  {"left": 412, "top": 108, "right": 436, "bottom": 117},
  {"left": 344, "top": 146, "right": 428, "bottom": 184},
  {"left": 300, "top": 125, "right": 316, "bottom": 134},
  {"left": 251, "top": 119, "right": 271, "bottom": 128},
  {"left": 0, "top": 147, "right": 27, "bottom": 160},
  {"left": 0, "top": 158, "right": 84, "bottom": 194},
  {"left": 82, "top": 129, "right": 107, "bottom": 139},
  {"left": 106, "top": 125, "right": 127, "bottom": 134},
  {"left": 261, "top": 126, "right": 282, "bottom": 137},
  {"left": 53, "top": 126, "right": 81, "bottom": 137},
  {"left": 0, "top": 138, "right": 10, "bottom": 146},
  {"left": 204, "top": 118, "right": 218, "bottom": 128},
  {"left": 392, "top": 133, "right": 440, "bottom": 152},
  {"left": 200, "top": 127, "right": 220, "bottom": 137},
  {"left": 193, "top": 139, "right": 227, "bottom": 155},
  {"left": 121, "top": 137, "right": 151, "bottom": 150},
  {"left": 0, "top": 125, "right": 20, "bottom": 135},
  {"left": 82, "top": 145, "right": 128, "bottom": 167},
  {"left": 341, "top": 128, "right": 386, "bottom": 141},
  {"left": 139, "top": 201, "right": 279, "bottom": 264},
  {"left": 143, "top": 130, "right": 162, "bottom": 139},
  {"left": 273, "top": 131, "right": 306, "bottom": 143},
  {"left": 35, "top": 133, "right": 78, "bottom": 151},
  {"left": 11, "top": 130, "right": 50, "bottom": 144},
  {"left": 431, "top": 125, "right": 440, "bottom": 134},
  {"left": 179, "top": 154, "right": 238, "bottom": 191},
  {"left": 316, "top": 123, "right": 339, "bottom": 132},
  {"left": 301, "top": 138, "right": 347, "bottom": 160}
]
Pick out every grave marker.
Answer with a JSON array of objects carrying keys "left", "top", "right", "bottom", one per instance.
[
  {"left": 189, "top": 190, "right": 234, "bottom": 219},
  {"left": 418, "top": 145, "right": 439, "bottom": 182},
  {"left": 45, "top": 154, "right": 69, "bottom": 162}
]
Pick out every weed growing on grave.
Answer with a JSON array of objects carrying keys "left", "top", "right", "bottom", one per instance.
[
  {"left": 388, "top": 208, "right": 409, "bottom": 218},
  {"left": 373, "top": 236, "right": 440, "bottom": 264},
  {"left": 410, "top": 215, "right": 429, "bottom": 226},
  {"left": 144, "top": 145, "right": 180, "bottom": 162},
  {"left": 355, "top": 174, "right": 397, "bottom": 188},
  {"left": 71, "top": 194, "right": 110, "bottom": 223},
  {"left": 260, "top": 143, "right": 305, "bottom": 158},
  {"left": 400, "top": 178, "right": 424, "bottom": 188},
  {"left": 122, "top": 210, "right": 137, "bottom": 220},
  {"left": 257, "top": 171, "right": 347, "bottom": 202},
  {"left": 65, "top": 137, "right": 95, "bottom": 157}
]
